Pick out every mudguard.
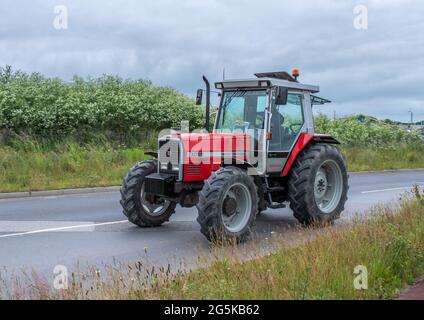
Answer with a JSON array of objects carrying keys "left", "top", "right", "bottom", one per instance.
[{"left": 282, "top": 133, "right": 340, "bottom": 177}]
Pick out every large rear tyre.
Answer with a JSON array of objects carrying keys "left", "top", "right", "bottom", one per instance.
[
  {"left": 196, "top": 167, "right": 259, "bottom": 243},
  {"left": 288, "top": 144, "right": 348, "bottom": 226},
  {"left": 120, "top": 160, "right": 176, "bottom": 227}
]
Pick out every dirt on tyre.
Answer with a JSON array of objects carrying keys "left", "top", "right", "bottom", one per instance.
[
  {"left": 196, "top": 166, "right": 259, "bottom": 243},
  {"left": 120, "top": 159, "right": 176, "bottom": 227},
  {"left": 288, "top": 143, "right": 348, "bottom": 226}
]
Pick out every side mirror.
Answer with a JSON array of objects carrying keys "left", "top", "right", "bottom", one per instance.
[
  {"left": 275, "top": 87, "right": 288, "bottom": 105},
  {"left": 196, "top": 89, "right": 203, "bottom": 105}
]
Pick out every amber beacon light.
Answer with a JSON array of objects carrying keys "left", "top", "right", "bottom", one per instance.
[{"left": 292, "top": 69, "right": 300, "bottom": 81}]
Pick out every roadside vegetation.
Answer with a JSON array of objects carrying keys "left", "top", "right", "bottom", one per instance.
[
  {"left": 0, "top": 66, "right": 423, "bottom": 192},
  {"left": 0, "top": 66, "right": 198, "bottom": 192},
  {"left": 3, "top": 188, "right": 424, "bottom": 300},
  {"left": 314, "top": 114, "right": 424, "bottom": 171},
  {"left": 0, "top": 66, "right": 203, "bottom": 137},
  {"left": 343, "top": 146, "right": 424, "bottom": 172},
  {"left": 0, "top": 136, "right": 150, "bottom": 193}
]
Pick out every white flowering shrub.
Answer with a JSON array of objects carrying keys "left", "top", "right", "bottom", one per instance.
[
  {"left": 315, "top": 114, "right": 423, "bottom": 147},
  {"left": 0, "top": 67, "right": 204, "bottom": 137}
]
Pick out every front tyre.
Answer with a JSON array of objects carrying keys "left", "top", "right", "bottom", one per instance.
[
  {"left": 120, "top": 160, "right": 176, "bottom": 227},
  {"left": 288, "top": 144, "right": 348, "bottom": 226},
  {"left": 196, "top": 167, "right": 258, "bottom": 243}
]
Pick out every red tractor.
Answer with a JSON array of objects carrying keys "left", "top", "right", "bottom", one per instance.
[{"left": 120, "top": 71, "right": 348, "bottom": 242}]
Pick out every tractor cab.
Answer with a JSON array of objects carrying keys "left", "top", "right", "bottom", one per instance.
[{"left": 212, "top": 71, "right": 331, "bottom": 174}]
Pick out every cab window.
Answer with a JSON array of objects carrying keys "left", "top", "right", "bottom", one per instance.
[
  {"left": 269, "top": 94, "right": 304, "bottom": 151},
  {"left": 217, "top": 90, "right": 267, "bottom": 132}
]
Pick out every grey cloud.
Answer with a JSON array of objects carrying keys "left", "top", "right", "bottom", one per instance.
[{"left": 0, "top": 0, "right": 423, "bottom": 121}]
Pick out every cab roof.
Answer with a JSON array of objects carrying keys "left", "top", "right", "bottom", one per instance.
[{"left": 215, "top": 75, "right": 320, "bottom": 93}]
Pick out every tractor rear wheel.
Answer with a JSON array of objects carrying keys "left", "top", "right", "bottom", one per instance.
[
  {"left": 120, "top": 160, "right": 176, "bottom": 227},
  {"left": 288, "top": 144, "right": 348, "bottom": 226},
  {"left": 196, "top": 166, "right": 258, "bottom": 243}
]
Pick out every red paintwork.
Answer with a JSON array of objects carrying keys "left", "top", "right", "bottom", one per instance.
[
  {"left": 281, "top": 133, "right": 321, "bottom": 177},
  {"left": 177, "top": 133, "right": 252, "bottom": 182}
]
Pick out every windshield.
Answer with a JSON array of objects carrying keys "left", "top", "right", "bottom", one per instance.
[{"left": 215, "top": 90, "right": 268, "bottom": 133}]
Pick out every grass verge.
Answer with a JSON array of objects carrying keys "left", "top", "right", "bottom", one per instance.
[
  {"left": 0, "top": 143, "right": 148, "bottom": 193},
  {"left": 343, "top": 146, "right": 424, "bottom": 172},
  {"left": 3, "top": 188, "right": 424, "bottom": 300},
  {"left": 0, "top": 142, "right": 423, "bottom": 193}
]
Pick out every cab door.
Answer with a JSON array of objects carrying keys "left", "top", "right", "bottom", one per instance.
[{"left": 267, "top": 92, "right": 306, "bottom": 173}]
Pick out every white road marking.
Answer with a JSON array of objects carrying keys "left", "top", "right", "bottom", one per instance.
[
  {"left": 0, "top": 221, "right": 96, "bottom": 233},
  {"left": 361, "top": 185, "right": 424, "bottom": 194},
  {"left": 0, "top": 220, "right": 128, "bottom": 239}
]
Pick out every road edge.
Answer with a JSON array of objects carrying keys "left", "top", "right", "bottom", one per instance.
[
  {"left": 349, "top": 168, "right": 424, "bottom": 175},
  {"left": 0, "top": 186, "right": 121, "bottom": 200},
  {"left": 1, "top": 168, "right": 423, "bottom": 200},
  {"left": 395, "top": 277, "right": 424, "bottom": 300}
]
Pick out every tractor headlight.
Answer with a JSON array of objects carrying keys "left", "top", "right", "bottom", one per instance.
[
  {"left": 171, "top": 162, "right": 180, "bottom": 172},
  {"left": 160, "top": 161, "right": 169, "bottom": 171},
  {"left": 160, "top": 161, "right": 179, "bottom": 173}
]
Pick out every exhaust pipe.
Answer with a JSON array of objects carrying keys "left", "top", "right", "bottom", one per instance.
[{"left": 202, "top": 76, "right": 211, "bottom": 132}]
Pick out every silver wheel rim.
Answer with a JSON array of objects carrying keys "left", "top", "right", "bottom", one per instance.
[
  {"left": 314, "top": 160, "right": 343, "bottom": 214},
  {"left": 140, "top": 183, "right": 171, "bottom": 216},
  {"left": 221, "top": 182, "right": 252, "bottom": 233}
]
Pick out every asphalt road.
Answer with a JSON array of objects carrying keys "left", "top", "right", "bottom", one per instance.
[{"left": 0, "top": 170, "right": 423, "bottom": 279}]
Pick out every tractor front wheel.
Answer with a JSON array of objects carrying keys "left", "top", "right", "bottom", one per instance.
[
  {"left": 288, "top": 144, "right": 348, "bottom": 226},
  {"left": 196, "top": 167, "right": 259, "bottom": 243},
  {"left": 120, "top": 160, "right": 176, "bottom": 227}
]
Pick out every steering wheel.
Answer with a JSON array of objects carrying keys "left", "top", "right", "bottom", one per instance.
[
  {"left": 289, "top": 123, "right": 302, "bottom": 134},
  {"left": 232, "top": 121, "right": 250, "bottom": 133}
]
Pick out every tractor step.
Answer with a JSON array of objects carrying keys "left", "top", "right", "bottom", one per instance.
[
  {"left": 264, "top": 179, "right": 286, "bottom": 209},
  {"left": 268, "top": 202, "right": 286, "bottom": 209}
]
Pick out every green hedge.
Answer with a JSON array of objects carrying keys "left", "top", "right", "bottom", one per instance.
[
  {"left": 315, "top": 114, "right": 423, "bottom": 147},
  {"left": 0, "top": 66, "right": 204, "bottom": 137}
]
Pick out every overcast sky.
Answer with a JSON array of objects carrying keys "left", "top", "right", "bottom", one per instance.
[{"left": 0, "top": 0, "right": 423, "bottom": 122}]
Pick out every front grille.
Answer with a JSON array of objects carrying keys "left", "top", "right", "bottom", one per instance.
[
  {"left": 158, "top": 137, "right": 180, "bottom": 176},
  {"left": 185, "top": 164, "right": 201, "bottom": 176}
]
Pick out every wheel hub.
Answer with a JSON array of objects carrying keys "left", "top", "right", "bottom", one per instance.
[
  {"left": 223, "top": 196, "right": 238, "bottom": 217},
  {"left": 313, "top": 160, "right": 343, "bottom": 214},
  {"left": 221, "top": 183, "right": 252, "bottom": 233},
  {"left": 315, "top": 170, "right": 328, "bottom": 197},
  {"left": 140, "top": 183, "right": 170, "bottom": 216}
]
